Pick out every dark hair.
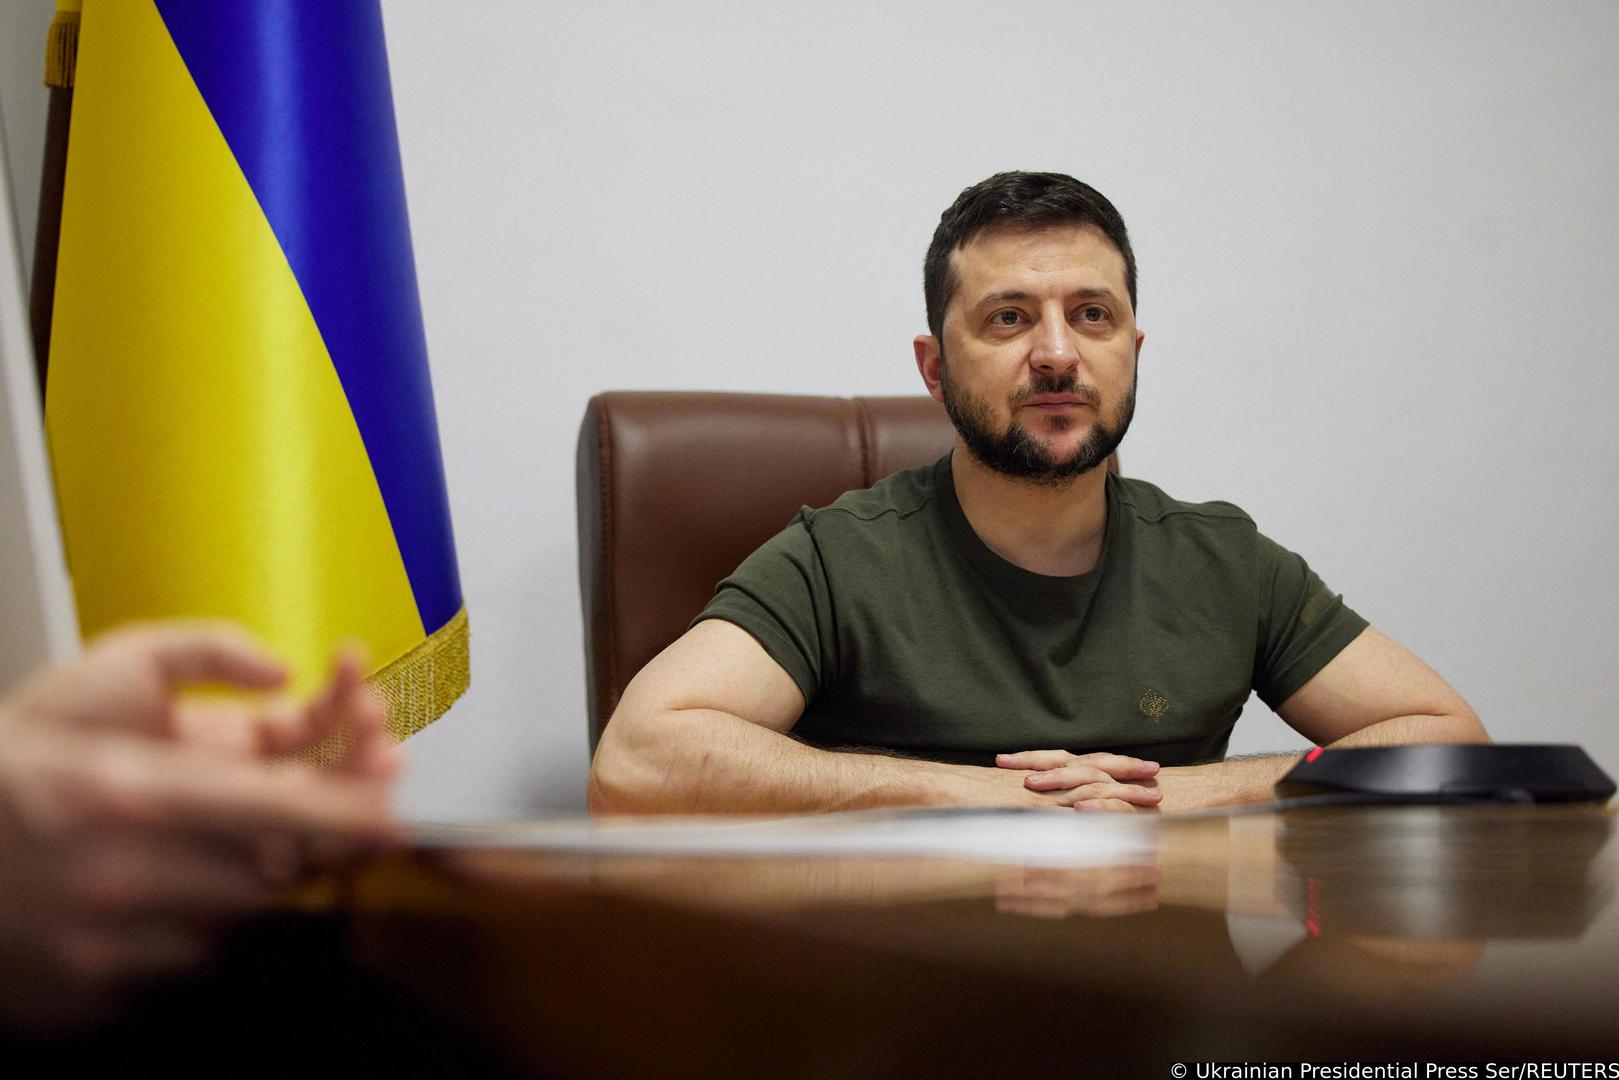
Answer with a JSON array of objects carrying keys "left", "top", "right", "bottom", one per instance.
[{"left": 923, "top": 172, "right": 1137, "bottom": 340}]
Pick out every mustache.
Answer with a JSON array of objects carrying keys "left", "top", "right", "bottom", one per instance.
[{"left": 1011, "top": 374, "right": 1101, "bottom": 408}]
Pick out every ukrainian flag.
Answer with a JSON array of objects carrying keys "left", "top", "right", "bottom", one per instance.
[{"left": 42, "top": 1, "right": 468, "bottom": 745}]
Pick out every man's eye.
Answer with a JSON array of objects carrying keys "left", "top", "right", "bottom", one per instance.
[
  {"left": 992, "top": 309, "right": 1023, "bottom": 326},
  {"left": 1078, "top": 306, "right": 1107, "bottom": 323}
]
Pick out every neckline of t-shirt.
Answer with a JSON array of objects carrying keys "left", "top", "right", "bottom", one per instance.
[{"left": 933, "top": 452, "right": 1118, "bottom": 597}]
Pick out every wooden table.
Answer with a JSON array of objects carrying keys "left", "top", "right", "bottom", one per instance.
[
  {"left": 336, "top": 804, "right": 1618, "bottom": 1076},
  {"left": 12, "top": 804, "right": 1616, "bottom": 1076}
]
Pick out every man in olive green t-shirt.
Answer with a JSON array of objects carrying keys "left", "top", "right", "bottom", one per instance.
[{"left": 591, "top": 172, "right": 1486, "bottom": 815}]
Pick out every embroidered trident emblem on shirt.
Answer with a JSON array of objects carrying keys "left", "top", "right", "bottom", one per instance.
[{"left": 1139, "top": 689, "right": 1168, "bottom": 719}]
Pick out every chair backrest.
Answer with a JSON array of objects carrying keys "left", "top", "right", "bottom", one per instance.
[{"left": 576, "top": 391, "right": 955, "bottom": 749}]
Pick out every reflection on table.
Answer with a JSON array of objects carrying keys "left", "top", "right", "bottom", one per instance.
[
  {"left": 5, "top": 804, "right": 1614, "bottom": 1076},
  {"left": 342, "top": 805, "right": 1617, "bottom": 1075}
]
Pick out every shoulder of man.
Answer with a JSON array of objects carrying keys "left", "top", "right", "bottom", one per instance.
[
  {"left": 798, "top": 458, "right": 941, "bottom": 533},
  {"left": 1112, "top": 473, "right": 1257, "bottom": 534},
  {"left": 731, "top": 458, "right": 941, "bottom": 581}
]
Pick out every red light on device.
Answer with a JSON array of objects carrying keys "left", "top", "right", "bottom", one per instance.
[{"left": 1306, "top": 747, "right": 1324, "bottom": 763}]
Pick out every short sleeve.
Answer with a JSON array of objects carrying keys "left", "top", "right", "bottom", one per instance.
[
  {"left": 691, "top": 511, "right": 838, "bottom": 708},
  {"left": 1252, "top": 532, "right": 1369, "bottom": 709}
]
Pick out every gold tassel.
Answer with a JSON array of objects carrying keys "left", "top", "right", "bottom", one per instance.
[
  {"left": 299, "top": 606, "right": 472, "bottom": 767},
  {"left": 43, "top": 5, "right": 81, "bottom": 89},
  {"left": 371, "top": 605, "right": 472, "bottom": 742}
]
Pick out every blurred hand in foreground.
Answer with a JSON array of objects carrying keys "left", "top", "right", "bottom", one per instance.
[{"left": 0, "top": 623, "right": 401, "bottom": 1030}]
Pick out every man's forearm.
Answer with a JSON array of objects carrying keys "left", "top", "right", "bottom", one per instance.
[
  {"left": 1327, "top": 710, "right": 1490, "bottom": 748},
  {"left": 1155, "top": 753, "right": 1299, "bottom": 813},
  {"left": 589, "top": 708, "right": 1029, "bottom": 815}
]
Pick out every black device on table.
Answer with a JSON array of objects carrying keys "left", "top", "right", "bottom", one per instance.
[{"left": 1274, "top": 744, "right": 1616, "bottom": 804}]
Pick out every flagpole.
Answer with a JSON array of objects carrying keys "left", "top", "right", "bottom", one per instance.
[{"left": 28, "top": 1, "right": 81, "bottom": 403}]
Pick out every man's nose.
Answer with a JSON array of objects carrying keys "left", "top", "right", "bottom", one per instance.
[{"left": 1029, "top": 309, "right": 1080, "bottom": 373}]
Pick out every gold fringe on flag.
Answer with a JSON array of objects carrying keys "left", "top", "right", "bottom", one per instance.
[
  {"left": 370, "top": 605, "right": 472, "bottom": 742},
  {"left": 44, "top": 3, "right": 81, "bottom": 89},
  {"left": 301, "top": 606, "right": 472, "bottom": 767}
]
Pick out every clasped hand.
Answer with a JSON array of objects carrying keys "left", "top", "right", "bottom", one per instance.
[{"left": 995, "top": 749, "right": 1163, "bottom": 811}]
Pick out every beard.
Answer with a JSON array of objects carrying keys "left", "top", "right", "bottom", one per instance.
[{"left": 940, "top": 355, "right": 1136, "bottom": 487}]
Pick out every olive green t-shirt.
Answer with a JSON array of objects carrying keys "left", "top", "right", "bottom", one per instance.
[{"left": 694, "top": 453, "right": 1367, "bottom": 767}]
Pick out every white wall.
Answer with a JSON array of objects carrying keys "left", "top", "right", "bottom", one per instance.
[
  {"left": 0, "top": 4, "right": 49, "bottom": 262},
  {"left": 4, "top": 1, "right": 1617, "bottom": 819}
]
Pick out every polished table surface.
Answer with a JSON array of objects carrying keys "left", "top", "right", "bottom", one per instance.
[
  {"left": 16, "top": 803, "right": 1618, "bottom": 1076},
  {"left": 337, "top": 803, "right": 1618, "bottom": 1076}
]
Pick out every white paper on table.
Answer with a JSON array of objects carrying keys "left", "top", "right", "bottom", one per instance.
[{"left": 409, "top": 807, "right": 1161, "bottom": 868}]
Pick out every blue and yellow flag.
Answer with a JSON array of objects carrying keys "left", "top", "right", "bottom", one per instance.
[{"left": 43, "top": 0, "right": 468, "bottom": 744}]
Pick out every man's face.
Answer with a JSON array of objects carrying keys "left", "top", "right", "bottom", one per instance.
[{"left": 914, "top": 224, "right": 1143, "bottom": 485}]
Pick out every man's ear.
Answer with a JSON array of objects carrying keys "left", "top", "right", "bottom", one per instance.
[
  {"left": 914, "top": 335, "right": 945, "bottom": 404},
  {"left": 1135, "top": 329, "right": 1146, "bottom": 356}
]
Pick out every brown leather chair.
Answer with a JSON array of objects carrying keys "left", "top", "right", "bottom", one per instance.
[
  {"left": 576, "top": 390, "right": 1118, "bottom": 750},
  {"left": 576, "top": 392, "right": 954, "bottom": 749}
]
